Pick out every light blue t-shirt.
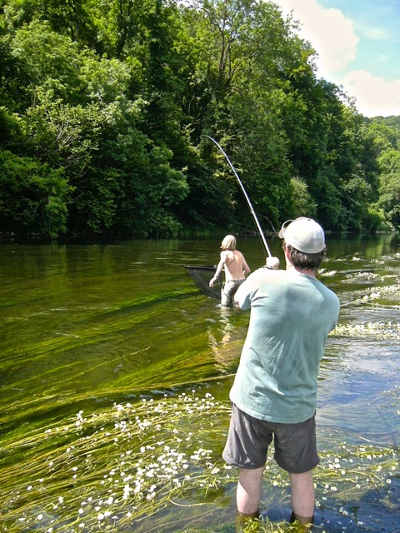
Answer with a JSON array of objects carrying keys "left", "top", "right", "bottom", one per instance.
[{"left": 230, "top": 268, "right": 340, "bottom": 424}]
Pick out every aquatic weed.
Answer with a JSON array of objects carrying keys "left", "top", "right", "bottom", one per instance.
[{"left": 0, "top": 391, "right": 398, "bottom": 532}]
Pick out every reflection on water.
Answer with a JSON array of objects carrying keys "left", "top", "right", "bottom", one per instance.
[
  {"left": 0, "top": 234, "right": 399, "bottom": 532},
  {"left": 207, "top": 306, "right": 245, "bottom": 374}
]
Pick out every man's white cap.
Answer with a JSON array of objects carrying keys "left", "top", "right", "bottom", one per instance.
[{"left": 279, "top": 217, "right": 326, "bottom": 253}]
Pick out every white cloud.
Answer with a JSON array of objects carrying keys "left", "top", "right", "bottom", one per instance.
[
  {"left": 343, "top": 70, "right": 400, "bottom": 117},
  {"left": 275, "top": 0, "right": 359, "bottom": 78},
  {"left": 357, "top": 25, "right": 389, "bottom": 41},
  {"left": 274, "top": 0, "right": 400, "bottom": 117}
]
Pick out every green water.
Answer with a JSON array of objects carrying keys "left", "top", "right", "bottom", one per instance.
[{"left": 0, "top": 235, "right": 399, "bottom": 532}]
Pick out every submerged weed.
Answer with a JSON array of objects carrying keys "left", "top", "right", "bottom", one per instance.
[{"left": 0, "top": 391, "right": 398, "bottom": 532}]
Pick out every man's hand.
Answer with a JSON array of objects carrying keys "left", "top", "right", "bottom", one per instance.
[
  {"left": 209, "top": 277, "right": 216, "bottom": 287},
  {"left": 266, "top": 256, "right": 280, "bottom": 270}
]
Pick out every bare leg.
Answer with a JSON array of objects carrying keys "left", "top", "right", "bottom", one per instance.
[
  {"left": 236, "top": 467, "right": 264, "bottom": 515},
  {"left": 290, "top": 470, "right": 315, "bottom": 524}
]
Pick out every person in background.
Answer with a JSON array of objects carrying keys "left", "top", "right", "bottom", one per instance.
[
  {"left": 209, "top": 235, "right": 251, "bottom": 307},
  {"left": 222, "top": 217, "right": 340, "bottom": 531}
]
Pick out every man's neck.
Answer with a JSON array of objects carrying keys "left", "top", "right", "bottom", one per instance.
[{"left": 286, "top": 263, "right": 317, "bottom": 278}]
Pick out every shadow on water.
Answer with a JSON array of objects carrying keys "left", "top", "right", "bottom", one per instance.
[{"left": 0, "top": 235, "right": 399, "bottom": 531}]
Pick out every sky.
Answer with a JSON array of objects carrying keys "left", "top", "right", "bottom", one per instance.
[{"left": 273, "top": 0, "right": 400, "bottom": 117}]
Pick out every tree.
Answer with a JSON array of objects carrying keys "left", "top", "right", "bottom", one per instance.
[
  {"left": 0, "top": 0, "right": 395, "bottom": 240},
  {"left": 0, "top": 150, "right": 71, "bottom": 239},
  {"left": 289, "top": 177, "right": 317, "bottom": 219}
]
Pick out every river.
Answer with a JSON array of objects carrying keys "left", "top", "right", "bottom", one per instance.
[{"left": 0, "top": 235, "right": 399, "bottom": 532}]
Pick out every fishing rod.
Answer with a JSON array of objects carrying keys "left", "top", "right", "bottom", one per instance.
[{"left": 204, "top": 135, "right": 272, "bottom": 257}]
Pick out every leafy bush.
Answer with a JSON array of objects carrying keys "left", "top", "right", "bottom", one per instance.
[{"left": 0, "top": 150, "right": 71, "bottom": 240}]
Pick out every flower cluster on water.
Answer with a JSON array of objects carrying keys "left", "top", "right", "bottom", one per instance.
[
  {"left": 332, "top": 320, "right": 400, "bottom": 341},
  {"left": 347, "top": 283, "right": 400, "bottom": 306},
  {"left": 1, "top": 390, "right": 398, "bottom": 532},
  {"left": 1, "top": 391, "right": 233, "bottom": 531},
  {"left": 343, "top": 271, "right": 380, "bottom": 282}
]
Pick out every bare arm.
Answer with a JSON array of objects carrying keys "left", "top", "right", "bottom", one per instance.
[
  {"left": 209, "top": 253, "right": 226, "bottom": 287},
  {"left": 242, "top": 254, "right": 251, "bottom": 276}
]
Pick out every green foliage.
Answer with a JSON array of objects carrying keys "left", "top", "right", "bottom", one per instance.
[
  {"left": 0, "top": 34, "right": 31, "bottom": 111},
  {"left": 0, "top": 149, "right": 71, "bottom": 239},
  {"left": 366, "top": 121, "right": 400, "bottom": 230},
  {"left": 2, "top": 0, "right": 97, "bottom": 45},
  {"left": 289, "top": 177, "right": 317, "bottom": 218},
  {"left": 377, "top": 151, "right": 400, "bottom": 228},
  {"left": 379, "top": 176, "right": 400, "bottom": 228},
  {"left": 372, "top": 115, "right": 400, "bottom": 132},
  {"left": 0, "top": 0, "right": 399, "bottom": 240},
  {"left": 0, "top": 106, "right": 21, "bottom": 146}
]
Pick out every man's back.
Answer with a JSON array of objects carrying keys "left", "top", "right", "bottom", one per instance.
[
  {"left": 222, "top": 250, "right": 249, "bottom": 281},
  {"left": 230, "top": 268, "right": 339, "bottom": 424}
]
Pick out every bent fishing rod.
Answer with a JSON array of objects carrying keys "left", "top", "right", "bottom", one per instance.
[{"left": 204, "top": 135, "right": 272, "bottom": 258}]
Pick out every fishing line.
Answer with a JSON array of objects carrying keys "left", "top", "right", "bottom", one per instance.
[{"left": 204, "top": 135, "right": 272, "bottom": 257}]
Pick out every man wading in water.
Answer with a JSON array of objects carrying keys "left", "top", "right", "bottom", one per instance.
[
  {"left": 222, "top": 217, "right": 340, "bottom": 531},
  {"left": 209, "top": 235, "right": 251, "bottom": 307}
]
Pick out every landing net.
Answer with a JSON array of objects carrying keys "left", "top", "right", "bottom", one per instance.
[{"left": 184, "top": 265, "right": 220, "bottom": 299}]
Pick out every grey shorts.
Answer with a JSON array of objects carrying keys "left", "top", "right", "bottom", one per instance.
[
  {"left": 223, "top": 404, "right": 319, "bottom": 473},
  {"left": 221, "top": 280, "right": 244, "bottom": 306}
]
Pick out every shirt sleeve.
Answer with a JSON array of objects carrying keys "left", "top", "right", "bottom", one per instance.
[
  {"left": 234, "top": 269, "right": 264, "bottom": 309},
  {"left": 330, "top": 294, "right": 341, "bottom": 330}
]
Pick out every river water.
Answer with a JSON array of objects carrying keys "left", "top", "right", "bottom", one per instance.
[{"left": 0, "top": 235, "right": 399, "bottom": 532}]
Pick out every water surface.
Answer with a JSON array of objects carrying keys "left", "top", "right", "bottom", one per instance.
[{"left": 0, "top": 235, "right": 399, "bottom": 532}]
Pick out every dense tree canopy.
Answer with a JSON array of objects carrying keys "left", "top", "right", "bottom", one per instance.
[{"left": 0, "top": 0, "right": 399, "bottom": 241}]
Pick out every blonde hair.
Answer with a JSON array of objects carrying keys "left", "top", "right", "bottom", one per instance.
[{"left": 220, "top": 234, "right": 236, "bottom": 250}]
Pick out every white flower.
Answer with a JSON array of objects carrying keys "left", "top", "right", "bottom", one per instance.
[
  {"left": 37, "top": 514, "right": 43, "bottom": 520},
  {"left": 123, "top": 485, "right": 131, "bottom": 500},
  {"left": 98, "top": 513, "right": 104, "bottom": 520}
]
